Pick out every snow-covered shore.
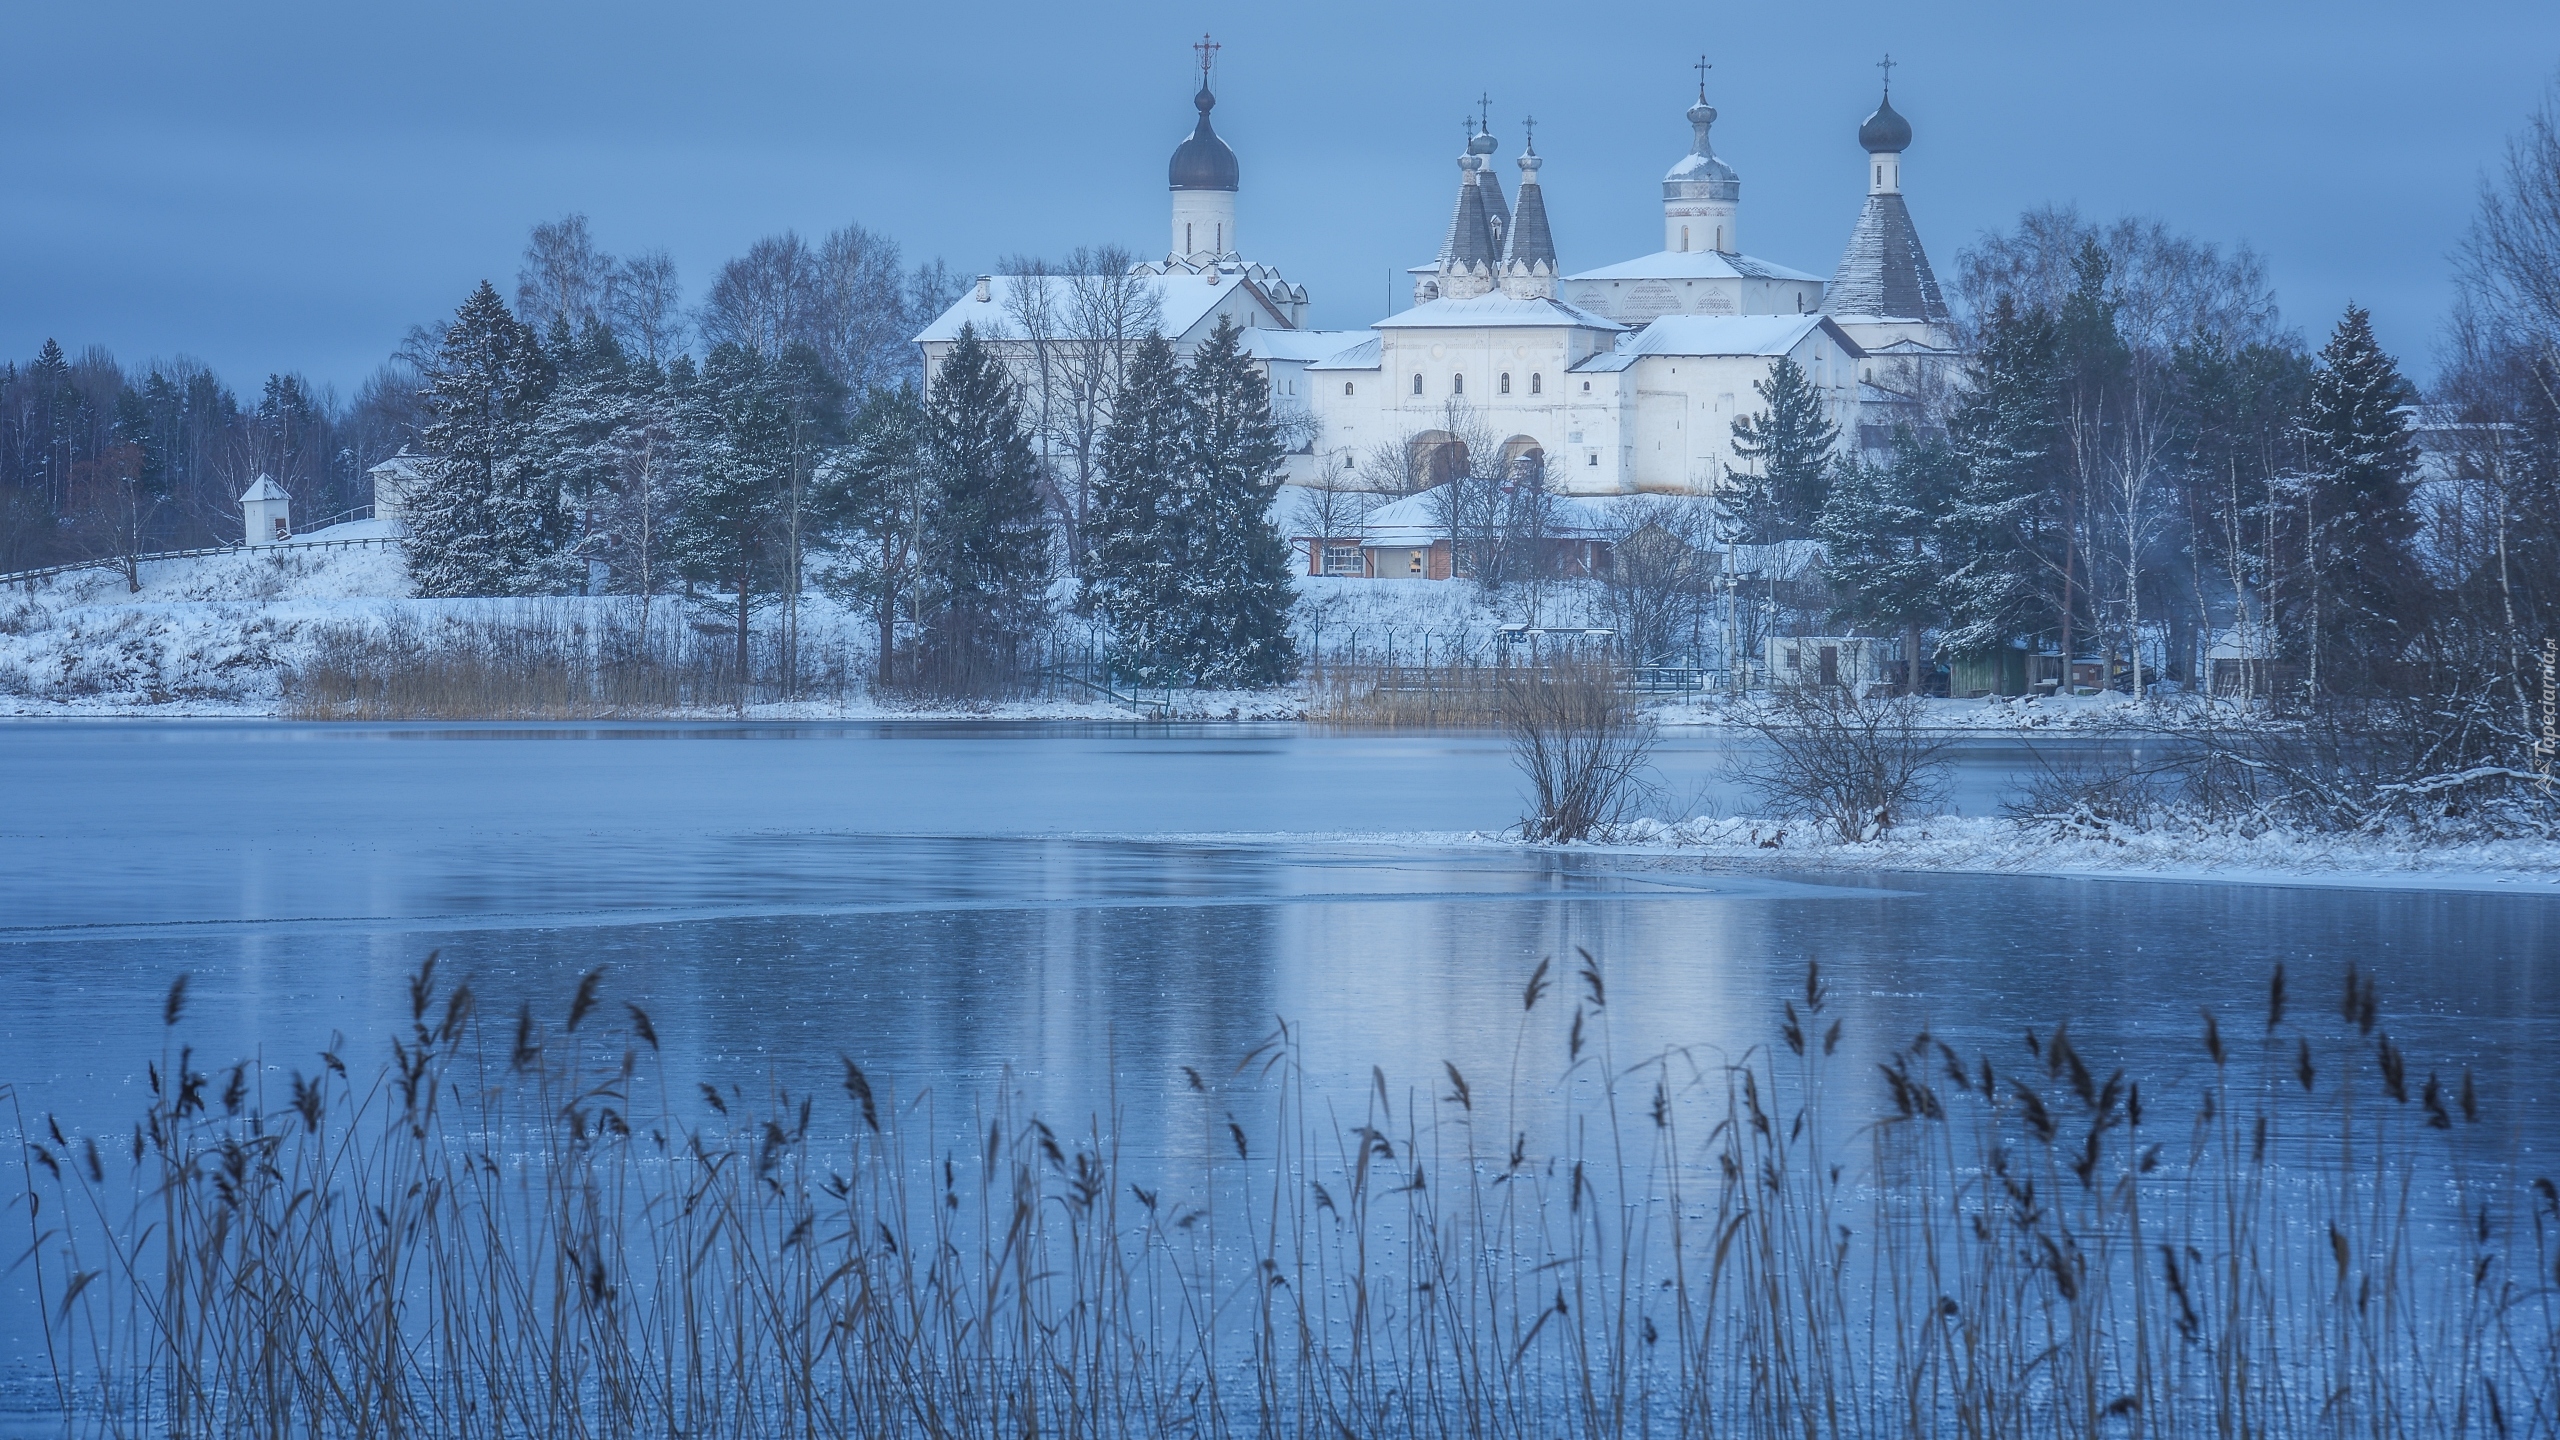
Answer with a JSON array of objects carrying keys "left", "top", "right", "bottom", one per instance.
[{"left": 1277, "top": 816, "right": 2558, "bottom": 893}]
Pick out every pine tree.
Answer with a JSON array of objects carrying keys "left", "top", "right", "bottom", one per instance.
[
  {"left": 1174, "top": 317, "right": 1298, "bottom": 687},
  {"left": 520, "top": 321, "right": 640, "bottom": 594},
  {"left": 1081, "top": 334, "right": 1189, "bottom": 683},
  {"left": 815, "top": 384, "right": 931, "bottom": 685},
  {"left": 917, "top": 325, "right": 1054, "bottom": 695},
  {"left": 1819, "top": 433, "right": 1956, "bottom": 693},
  {"left": 669, "top": 343, "right": 794, "bottom": 698},
  {"left": 1942, "top": 297, "right": 2067, "bottom": 660},
  {"left": 410, "top": 281, "right": 557, "bottom": 596},
  {"left": 2296, "top": 304, "right": 2425, "bottom": 692},
  {"left": 1724, "top": 355, "right": 1840, "bottom": 543}
]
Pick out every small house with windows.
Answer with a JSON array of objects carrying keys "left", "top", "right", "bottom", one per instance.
[{"left": 1765, "top": 635, "right": 1883, "bottom": 689}]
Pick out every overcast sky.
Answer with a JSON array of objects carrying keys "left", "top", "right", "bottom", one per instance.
[{"left": 3, "top": 2, "right": 2553, "bottom": 397}]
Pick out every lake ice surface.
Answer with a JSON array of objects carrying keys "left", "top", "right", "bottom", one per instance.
[{"left": 3, "top": 720, "right": 2556, "bottom": 1398}]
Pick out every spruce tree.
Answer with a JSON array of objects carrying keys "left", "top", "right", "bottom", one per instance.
[
  {"left": 2297, "top": 304, "right": 2425, "bottom": 692},
  {"left": 1941, "top": 297, "right": 2067, "bottom": 660},
  {"left": 669, "top": 343, "right": 793, "bottom": 697},
  {"left": 1081, "top": 334, "right": 1189, "bottom": 684},
  {"left": 815, "top": 384, "right": 931, "bottom": 686},
  {"left": 520, "top": 320, "right": 639, "bottom": 594},
  {"left": 1174, "top": 316, "right": 1298, "bottom": 687},
  {"left": 1819, "top": 433, "right": 1956, "bottom": 693},
  {"left": 917, "top": 325, "right": 1054, "bottom": 695},
  {"left": 1724, "top": 355, "right": 1840, "bottom": 543},
  {"left": 410, "top": 281, "right": 557, "bottom": 596}
]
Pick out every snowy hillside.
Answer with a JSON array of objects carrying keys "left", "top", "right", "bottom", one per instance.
[
  {"left": 0, "top": 525, "right": 416, "bottom": 713},
  {"left": 0, "top": 533, "right": 1602, "bottom": 717}
]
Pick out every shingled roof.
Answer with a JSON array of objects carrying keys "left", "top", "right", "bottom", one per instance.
[{"left": 1826, "top": 192, "right": 1949, "bottom": 324}]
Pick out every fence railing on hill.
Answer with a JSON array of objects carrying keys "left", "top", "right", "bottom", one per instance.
[{"left": 0, "top": 532, "right": 405, "bottom": 588}]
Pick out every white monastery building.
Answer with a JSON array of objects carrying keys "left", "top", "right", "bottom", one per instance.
[{"left": 917, "top": 45, "right": 1956, "bottom": 502}]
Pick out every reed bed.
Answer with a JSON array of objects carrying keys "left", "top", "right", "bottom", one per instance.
[
  {"left": 1310, "top": 660, "right": 1514, "bottom": 728},
  {"left": 12, "top": 955, "right": 2556, "bottom": 1439},
  {"left": 279, "top": 604, "right": 734, "bottom": 719}
]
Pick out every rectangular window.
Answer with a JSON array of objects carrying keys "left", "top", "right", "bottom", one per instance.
[{"left": 1324, "top": 545, "right": 1364, "bottom": 576}]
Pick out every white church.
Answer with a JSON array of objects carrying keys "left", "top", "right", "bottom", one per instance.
[{"left": 916, "top": 44, "right": 1957, "bottom": 551}]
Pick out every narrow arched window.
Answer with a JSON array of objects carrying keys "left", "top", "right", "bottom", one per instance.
[
  {"left": 1185, "top": 223, "right": 1194, "bottom": 253},
  {"left": 1681, "top": 225, "right": 1691, "bottom": 251},
  {"left": 1530, "top": 373, "right": 1542, "bottom": 395},
  {"left": 1345, "top": 381, "right": 1355, "bottom": 395},
  {"left": 1499, "top": 373, "right": 1511, "bottom": 394},
  {"left": 1453, "top": 373, "right": 1464, "bottom": 395},
  {"left": 1412, "top": 373, "right": 1423, "bottom": 396},
  {"left": 1581, "top": 380, "right": 1591, "bottom": 393}
]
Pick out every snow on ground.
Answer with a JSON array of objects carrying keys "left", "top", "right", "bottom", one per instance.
[
  {"left": 1582, "top": 814, "right": 2560, "bottom": 890},
  {"left": 0, "top": 538, "right": 1606, "bottom": 718},
  {"left": 0, "top": 528, "right": 419, "bottom": 713},
  {"left": 1652, "top": 688, "right": 2174, "bottom": 732},
  {"left": 1218, "top": 817, "right": 2558, "bottom": 893}
]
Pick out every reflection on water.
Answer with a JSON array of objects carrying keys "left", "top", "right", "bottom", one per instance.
[{"left": 3, "top": 722, "right": 2557, "bottom": 1402}]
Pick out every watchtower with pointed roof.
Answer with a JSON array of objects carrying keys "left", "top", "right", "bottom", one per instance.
[{"left": 1825, "top": 68, "right": 1952, "bottom": 346}]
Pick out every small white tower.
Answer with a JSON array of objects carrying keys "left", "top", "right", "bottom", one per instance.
[
  {"left": 1663, "top": 58, "right": 1741, "bottom": 254},
  {"left": 1168, "top": 35, "right": 1240, "bottom": 265},
  {"left": 240, "top": 474, "right": 291, "bottom": 546}
]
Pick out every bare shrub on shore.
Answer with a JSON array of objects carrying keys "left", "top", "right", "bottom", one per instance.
[
  {"left": 2001, "top": 742, "right": 2187, "bottom": 841},
  {"left": 1732, "top": 685, "right": 1953, "bottom": 842},
  {"left": 1503, "top": 657, "right": 1656, "bottom": 841},
  {"left": 2157, "top": 687, "right": 2560, "bottom": 839},
  {"left": 13, "top": 955, "right": 2556, "bottom": 1439}
]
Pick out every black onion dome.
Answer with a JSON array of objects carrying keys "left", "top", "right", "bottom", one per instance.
[
  {"left": 1169, "top": 86, "right": 1240, "bottom": 191},
  {"left": 1859, "top": 94, "right": 1912, "bottom": 154}
]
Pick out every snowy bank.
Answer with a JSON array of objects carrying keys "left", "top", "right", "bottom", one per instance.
[
  {"left": 0, "top": 532, "right": 1611, "bottom": 719},
  {"left": 1464, "top": 813, "right": 2560, "bottom": 892}
]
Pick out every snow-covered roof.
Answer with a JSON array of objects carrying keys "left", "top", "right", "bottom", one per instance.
[
  {"left": 239, "top": 475, "right": 288, "bottom": 503},
  {"left": 1565, "top": 249, "right": 1824, "bottom": 284},
  {"left": 1305, "top": 336, "right": 1383, "bottom": 372},
  {"left": 1569, "top": 315, "right": 1864, "bottom": 372},
  {"left": 1842, "top": 331, "right": 1960, "bottom": 356},
  {"left": 367, "top": 448, "right": 431, "bottom": 480},
  {"left": 1247, "top": 329, "right": 1370, "bottom": 364},
  {"left": 1718, "top": 539, "right": 1824, "bottom": 580},
  {"left": 913, "top": 271, "right": 1290, "bottom": 345},
  {"left": 1360, "top": 483, "right": 1627, "bottom": 548},
  {"left": 1371, "top": 293, "right": 1624, "bottom": 331}
]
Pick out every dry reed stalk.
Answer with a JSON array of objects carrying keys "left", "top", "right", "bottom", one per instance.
[{"left": 10, "top": 953, "right": 2554, "bottom": 1440}]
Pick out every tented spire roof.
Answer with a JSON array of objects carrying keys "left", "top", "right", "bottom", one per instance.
[
  {"left": 1826, "top": 192, "right": 1948, "bottom": 323},
  {"left": 1501, "top": 148, "right": 1556, "bottom": 271},
  {"left": 1438, "top": 157, "right": 1498, "bottom": 269}
]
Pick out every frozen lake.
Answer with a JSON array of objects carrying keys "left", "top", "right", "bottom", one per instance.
[
  {"left": 4, "top": 719, "right": 2558, "bottom": 1402},
  {"left": 3, "top": 718, "right": 2553, "bottom": 1126}
]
